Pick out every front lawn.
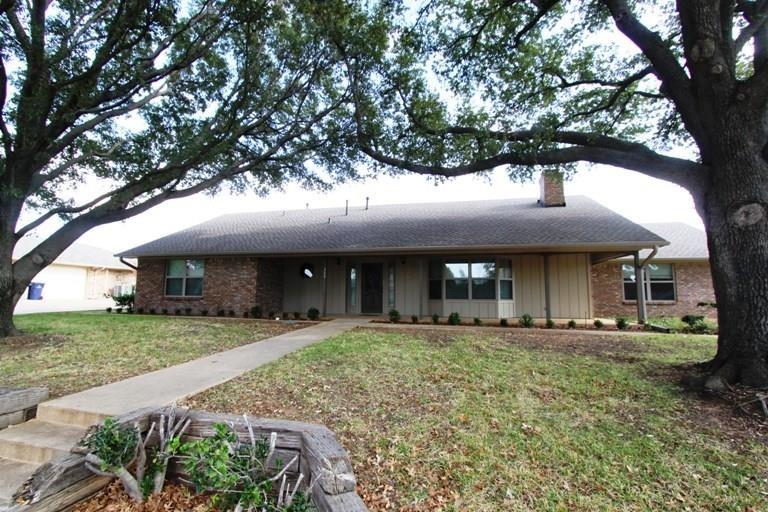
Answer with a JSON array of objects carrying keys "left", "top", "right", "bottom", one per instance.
[
  {"left": 187, "top": 327, "right": 767, "bottom": 511},
  {"left": 0, "top": 313, "right": 307, "bottom": 397}
]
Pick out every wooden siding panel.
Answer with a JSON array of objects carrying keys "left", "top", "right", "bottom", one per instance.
[
  {"left": 548, "top": 254, "right": 591, "bottom": 319},
  {"left": 511, "top": 255, "right": 545, "bottom": 318}
]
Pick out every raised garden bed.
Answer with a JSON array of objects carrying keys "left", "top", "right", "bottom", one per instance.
[
  {"left": 8, "top": 407, "right": 366, "bottom": 512},
  {"left": 0, "top": 388, "right": 48, "bottom": 430}
]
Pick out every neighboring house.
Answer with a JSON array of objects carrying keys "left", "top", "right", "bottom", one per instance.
[
  {"left": 120, "top": 172, "right": 673, "bottom": 321},
  {"left": 14, "top": 239, "right": 136, "bottom": 302},
  {"left": 592, "top": 222, "right": 715, "bottom": 319}
]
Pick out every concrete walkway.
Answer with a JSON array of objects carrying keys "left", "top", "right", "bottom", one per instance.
[{"left": 0, "top": 318, "right": 366, "bottom": 508}]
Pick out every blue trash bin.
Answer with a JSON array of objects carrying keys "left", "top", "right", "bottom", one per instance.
[{"left": 27, "top": 282, "right": 44, "bottom": 300}]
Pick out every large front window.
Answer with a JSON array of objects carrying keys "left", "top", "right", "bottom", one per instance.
[
  {"left": 429, "top": 259, "right": 506, "bottom": 300},
  {"left": 623, "top": 263, "right": 676, "bottom": 301},
  {"left": 165, "top": 259, "right": 204, "bottom": 296}
]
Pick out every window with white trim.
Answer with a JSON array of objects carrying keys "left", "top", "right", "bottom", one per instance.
[
  {"left": 622, "top": 263, "right": 676, "bottom": 301},
  {"left": 165, "top": 259, "right": 204, "bottom": 296},
  {"left": 499, "top": 260, "right": 514, "bottom": 300}
]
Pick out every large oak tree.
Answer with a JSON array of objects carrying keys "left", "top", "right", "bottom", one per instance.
[
  {"left": 0, "top": 0, "right": 373, "bottom": 336},
  {"left": 345, "top": 0, "right": 768, "bottom": 388}
]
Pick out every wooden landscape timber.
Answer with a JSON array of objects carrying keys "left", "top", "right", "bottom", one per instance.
[
  {"left": 0, "top": 388, "right": 48, "bottom": 431},
  {"left": 7, "top": 407, "right": 366, "bottom": 512}
]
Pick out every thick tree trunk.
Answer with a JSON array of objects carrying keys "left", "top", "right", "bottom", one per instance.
[
  {"left": 696, "top": 117, "right": 768, "bottom": 389},
  {"left": 0, "top": 203, "right": 23, "bottom": 337}
]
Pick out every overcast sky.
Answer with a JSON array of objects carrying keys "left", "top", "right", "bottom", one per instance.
[{"left": 20, "top": 161, "right": 702, "bottom": 255}]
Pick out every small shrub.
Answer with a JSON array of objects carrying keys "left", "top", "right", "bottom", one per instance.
[
  {"left": 267, "top": 311, "right": 276, "bottom": 319},
  {"left": 162, "top": 308, "right": 168, "bottom": 315},
  {"left": 149, "top": 308, "right": 156, "bottom": 315},
  {"left": 115, "top": 307, "right": 123, "bottom": 314},
  {"left": 682, "top": 320, "right": 716, "bottom": 334},
  {"left": 545, "top": 319, "right": 555, "bottom": 329},
  {"left": 228, "top": 310, "right": 236, "bottom": 317},
  {"left": 473, "top": 317, "right": 482, "bottom": 326},
  {"left": 110, "top": 291, "right": 135, "bottom": 309},
  {"left": 431, "top": 313, "right": 440, "bottom": 324},
  {"left": 217, "top": 309, "right": 225, "bottom": 317},
  {"left": 616, "top": 317, "right": 630, "bottom": 330},
  {"left": 294, "top": 311, "right": 302, "bottom": 320},
  {"left": 448, "top": 312, "right": 461, "bottom": 325},
  {"left": 307, "top": 307, "right": 320, "bottom": 321},
  {"left": 175, "top": 309, "right": 181, "bottom": 316},
  {"left": 411, "top": 315, "right": 419, "bottom": 324},
  {"left": 243, "top": 311, "right": 249, "bottom": 318},
  {"left": 105, "top": 307, "right": 112, "bottom": 313},
  {"left": 567, "top": 319, "right": 577, "bottom": 329},
  {"left": 137, "top": 308, "right": 144, "bottom": 314},
  {"left": 388, "top": 309, "right": 401, "bottom": 323},
  {"left": 593, "top": 319, "right": 604, "bottom": 329},
  {"left": 681, "top": 314, "right": 705, "bottom": 326},
  {"left": 520, "top": 313, "right": 534, "bottom": 328},
  {"left": 127, "top": 308, "right": 134, "bottom": 314},
  {"left": 250, "top": 306, "right": 262, "bottom": 318},
  {"left": 199, "top": 309, "right": 208, "bottom": 316},
  {"left": 184, "top": 307, "right": 192, "bottom": 316},
  {"left": 500, "top": 318, "right": 509, "bottom": 327}
]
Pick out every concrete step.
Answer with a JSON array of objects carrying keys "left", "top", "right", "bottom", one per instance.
[
  {"left": 35, "top": 403, "right": 107, "bottom": 430},
  {"left": 0, "top": 420, "right": 85, "bottom": 465},
  {"left": 0, "top": 457, "right": 38, "bottom": 509}
]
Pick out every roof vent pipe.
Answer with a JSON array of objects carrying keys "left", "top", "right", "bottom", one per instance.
[
  {"left": 345, "top": 200, "right": 349, "bottom": 216},
  {"left": 365, "top": 197, "right": 369, "bottom": 210}
]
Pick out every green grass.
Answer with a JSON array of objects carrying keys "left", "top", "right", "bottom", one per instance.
[
  {"left": 188, "top": 328, "right": 767, "bottom": 512},
  {"left": 1, "top": 312, "right": 303, "bottom": 397}
]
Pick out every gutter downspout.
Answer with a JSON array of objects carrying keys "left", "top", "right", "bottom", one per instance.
[
  {"left": 120, "top": 257, "right": 138, "bottom": 271},
  {"left": 543, "top": 254, "right": 552, "bottom": 323},
  {"left": 322, "top": 257, "right": 328, "bottom": 317},
  {"left": 634, "top": 246, "right": 659, "bottom": 324}
]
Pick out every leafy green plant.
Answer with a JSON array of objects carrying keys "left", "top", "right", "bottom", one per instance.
[
  {"left": 243, "top": 311, "right": 250, "bottom": 318},
  {"left": 448, "top": 312, "right": 461, "bottom": 325},
  {"left": 294, "top": 311, "right": 302, "bottom": 320},
  {"left": 567, "top": 319, "right": 577, "bottom": 329},
  {"left": 185, "top": 307, "right": 192, "bottom": 316},
  {"left": 593, "top": 319, "right": 604, "bottom": 329},
  {"left": 682, "top": 320, "right": 716, "bottom": 334},
  {"left": 81, "top": 418, "right": 143, "bottom": 502},
  {"left": 616, "top": 317, "right": 630, "bottom": 330},
  {"left": 111, "top": 292, "right": 135, "bottom": 309},
  {"left": 137, "top": 308, "right": 144, "bottom": 314},
  {"left": 473, "top": 317, "right": 482, "bottom": 326},
  {"left": 106, "top": 307, "right": 112, "bottom": 313},
  {"left": 411, "top": 315, "right": 419, "bottom": 324},
  {"left": 180, "top": 421, "right": 311, "bottom": 511},
  {"left": 500, "top": 318, "right": 508, "bottom": 327},
  {"left": 217, "top": 309, "right": 225, "bottom": 317},
  {"left": 199, "top": 309, "right": 208, "bottom": 316},
  {"left": 149, "top": 308, "right": 156, "bottom": 315},
  {"left": 228, "top": 310, "right": 236, "bottom": 317},
  {"left": 162, "top": 309, "right": 168, "bottom": 315},
  {"left": 432, "top": 313, "right": 440, "bottom": 324},
  {"left": 115, "top": 307, "right": 123, "bottom": 314},
  {"left": 520, "top": 313, "right": 534, "bottom": 328},
  {"left": 681, "top": 314, "right": 705, "bottom": 326},
  {"left": 388, "top": 309, "right": 401, "bottom": 323},
  {"left": 251, "top": 306, "right": 262, "bottom": 318},
  {"left": 307, "top": 307, "right": 320, "bottom": 321},
  {"left": 545, "top": 319, "right": 555, "bottom": 329}
]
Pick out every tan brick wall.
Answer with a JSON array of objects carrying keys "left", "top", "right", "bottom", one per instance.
[
  {"left": 591, "top": 260, "right": 716, "bottom": 319},
  {"left": 135, "top": 257, "right": 283, "bottom": 316}
]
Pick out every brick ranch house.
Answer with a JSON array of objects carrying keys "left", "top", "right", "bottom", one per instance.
[
  {"left": 592, "top": 222, "right": 715, "bottom": 319},
  {"left": 119, "top": 173, "right": 713, "bottom": 323}
]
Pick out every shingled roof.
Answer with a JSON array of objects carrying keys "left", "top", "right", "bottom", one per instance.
[
  {"left": 118, "top": 196, "right": 668, "bottom": 258},
  {"left": 623, "top": 222, "right": 708, "bottom": 260}
]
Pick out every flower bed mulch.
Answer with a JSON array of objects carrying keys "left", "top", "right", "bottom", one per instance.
[{"left": 72, "top": 482, "right": 211, "bottom": 512}]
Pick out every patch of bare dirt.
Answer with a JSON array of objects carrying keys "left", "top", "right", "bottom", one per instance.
[
  {"left": 365, "top": 326, "right": 654, "bottom": 363},
  {"left": 72, "top": 482, "right": 211, "bottom": 512},
  {"left": 0, "top": 333, "right": 67, "bottom": 351}
]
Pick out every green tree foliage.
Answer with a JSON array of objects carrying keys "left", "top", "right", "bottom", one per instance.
[{"left": 0, "top": 0, "right": 387, "bottom": 335}]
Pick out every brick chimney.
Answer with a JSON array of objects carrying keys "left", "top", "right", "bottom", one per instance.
[{"left": 538, "top": 170, "right": 566, "bottom": 207}]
